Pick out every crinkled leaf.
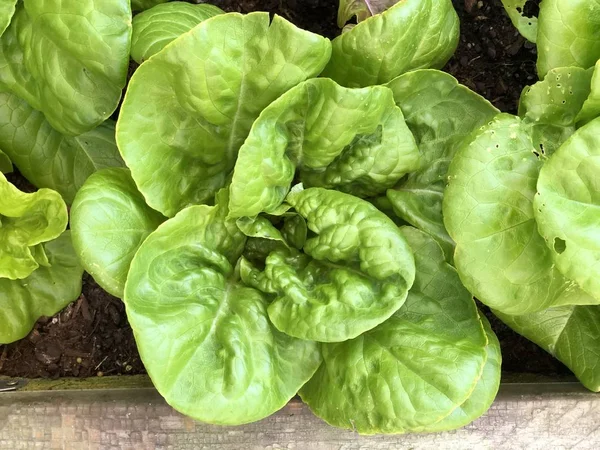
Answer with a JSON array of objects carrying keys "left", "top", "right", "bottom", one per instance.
[
  {"left": 0, "top": 90, "right": 124, "bottom": 204},
  {"left": 71, "top": 168, "right": 165, "bottom": 298},
  {"left": 0, "top": 0, "right": 16, "bottom": 37},
  {"left": 519, "top": 66, "right": 594, "bottom": 155},
  {"left": 500, "top": 0, "right": 538, "bottom": 43},
  {"left": 384, "top": 70, "right": 498, "bottom": 261},
  {"left": 534, "top": 118, "right": 600, "bottom": 302},
  {"left": 248, "top": 188, "right": 416, "bottom": 343},
  {"left": 0, "top": 231, "right": 83, "bottom": 344},
  {"left": 322, "top": 0, "right": 459, "bottom": 87},
  {"left": 577, "top": 61, "right": 600, "bottom": 126},
  {"left": 495, "top": 305, "right": 600, "bottom": 392},
  {"left": 281, "top": 214, "right": 307, "bottom": 250},
  {"left": 0, "top": 171, "right": 67, "bottom": 280},
  {"left": 519, "top": 67, "right": 593, "bottom": 127},
  {"left": 537, "top": 0, "right": 600, "bottom": 78},
  {"left": 229, "top": 79, "right": 419, "bottom": 218},
  {"left": 124, "top": 199, "right": 321, "bottom": 425},
  {"left": 117, "top": 12, "right": 332, "bottom": 217},
  {"left": 443, "top": 114, "right": 599, "bottom": 315},
  {"left": 236, "top": 216, "right": 287, "bottom": 243},
  {"left": 131, "top": 2, "right": 224, "bottom": 64},
  {"left": 0, "top": 1, "right": 132, "bottom": 136},
  {"left": 299, "top": 227, "right": 488, "bottom": 434}
]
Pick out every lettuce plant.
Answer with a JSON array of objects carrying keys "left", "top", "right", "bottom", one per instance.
[
  {"left": 124, "top": 190, "right": 323, "bottom": 425},
  {"left": 327, "top": 0, "right": 459, "bottom": 87},
  {"left": 67, "top": 2, "right": 505, "bottom": 430},
  {"left": 27, "top": 0, "right": 599, "bottom": 432},
  {"left": 444, "top": 114, "right": 600, "bottom": 315},
  {"left": 0, "top": 172, "right": 83, "bottom": 344},
  {"left": 443, "top": 39, "right": 600, "bottom": 389}
]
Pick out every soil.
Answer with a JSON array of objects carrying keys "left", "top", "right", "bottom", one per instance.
[{"left": 0, "top": 0, "right": 570, "bottom": 380}]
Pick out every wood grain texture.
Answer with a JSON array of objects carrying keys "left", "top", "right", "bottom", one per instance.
[{"left": 0, "top": 383, "right": 598, "bottom": 449}]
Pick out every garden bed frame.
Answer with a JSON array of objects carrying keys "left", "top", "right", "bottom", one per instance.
[{"left": 1, "top": 375, "right": 598, "bottom": 448}]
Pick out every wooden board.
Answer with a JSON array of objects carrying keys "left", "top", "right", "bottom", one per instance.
[{"left": 0, "top": 382, "right": 598, "bottom": 449}]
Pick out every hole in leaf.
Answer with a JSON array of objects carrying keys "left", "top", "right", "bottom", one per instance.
[{"left": 553, "top": 238, "right": 567, "bottom": 254}]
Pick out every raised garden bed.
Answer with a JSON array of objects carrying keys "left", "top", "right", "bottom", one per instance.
[{"left": 1, "top": 0, "right": 599, "bottom": 445}]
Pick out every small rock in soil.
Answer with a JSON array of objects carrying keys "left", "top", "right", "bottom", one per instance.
[{"left": 34, "top": 341, "right": 62, "bottom": 365}]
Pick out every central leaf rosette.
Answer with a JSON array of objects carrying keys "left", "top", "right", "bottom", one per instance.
[{"left": 240, "top": 187, "right": 416, "bottom": 342}]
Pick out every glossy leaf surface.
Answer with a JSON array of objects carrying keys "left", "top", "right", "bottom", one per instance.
[
  {"left": 229, "top": 79, "right": 419, "bottom": 218},
  {"left": 117, "top": 12, "right": 331, "bottom": 217},
  {"left": 71, "top": 168, "right": 165, "bottom": 298}
]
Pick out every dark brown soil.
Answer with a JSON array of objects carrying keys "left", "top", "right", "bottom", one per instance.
[
  {"left": 445, "top": 0, "right": 540, "bottom": 113},
  {"left": 0, "top": 274, "right": 144, "bottom": 378},
  {"left": 0, "top": 0, "right": 570, "bottom": 380},
  {"left": 206, "top": 0, "right": 338, "bottom": 39}
]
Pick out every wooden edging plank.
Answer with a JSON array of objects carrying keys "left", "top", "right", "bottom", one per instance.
[{"left": 0, "top": 382, "right": 598, "bottom": 449}]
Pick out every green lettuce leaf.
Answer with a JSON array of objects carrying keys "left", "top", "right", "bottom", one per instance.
[
  {"left": 322, "top": 0, "right": 459, "bottom": 87},
  {"left": 519, "top": 66, "right": 594, "bottom": 155},
  {"left": 243, "top": 187, "right": 416, "bottom": 343},
  {"left": 228, "top": 78, "right": 419, "bottom": 218},
  {"left": 0, "top": 0, "right": 132, "bottom": 136},
  {"left": 71, "top": 168, "right": 165, "bottom": 298},
  {"left": 384, "top": 70, "right": 498, "bottom": 261},
  {"left": 537, "top": 0, "right": 600, "bottom": 78},
  {"left": 0, "top": 148, "right": 11, "bottom": 173},
  {"left": 425, "top": 315, "right": 501, "bottom": 432},
  {"left": 0, "top": 171, "right": 67, "bottom": 280},
  {"left": 0, "top": 231, "right": 83, "bottom": 344},
  {"left": 495, "top": 305, "right": 600, "bottom": 392},
  {"left": 0, "top": 0, "right": 16, "bottom": 37},
  {"left": 299, "top": 227, "right": 489, "bottom": 434},
  {"left": 534, "top": 117, "right": 600, "bottom": 302},
  {"left": 443, "top": 114, "right": 599, "bottom": 315},
  {"left": 117, "top": 12, "right": 332, "bottom": 217},
  {"left": 577, "top": 61, "right": 600, "bottom": 126},
  {"left": 131, "top": 2, "right": 224, "bottom": 64},
  {"left": 500, "top": 0, "right": 538, "bottom": 43},
  {"left": 124, "top": 193, "right": 322, "bottom": 425},
  {"left": 131, "top": 0, "right": 169, "bottom": 12},
  {"left": 0, "top": 89, "right": 124, "bottom": 204}
]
